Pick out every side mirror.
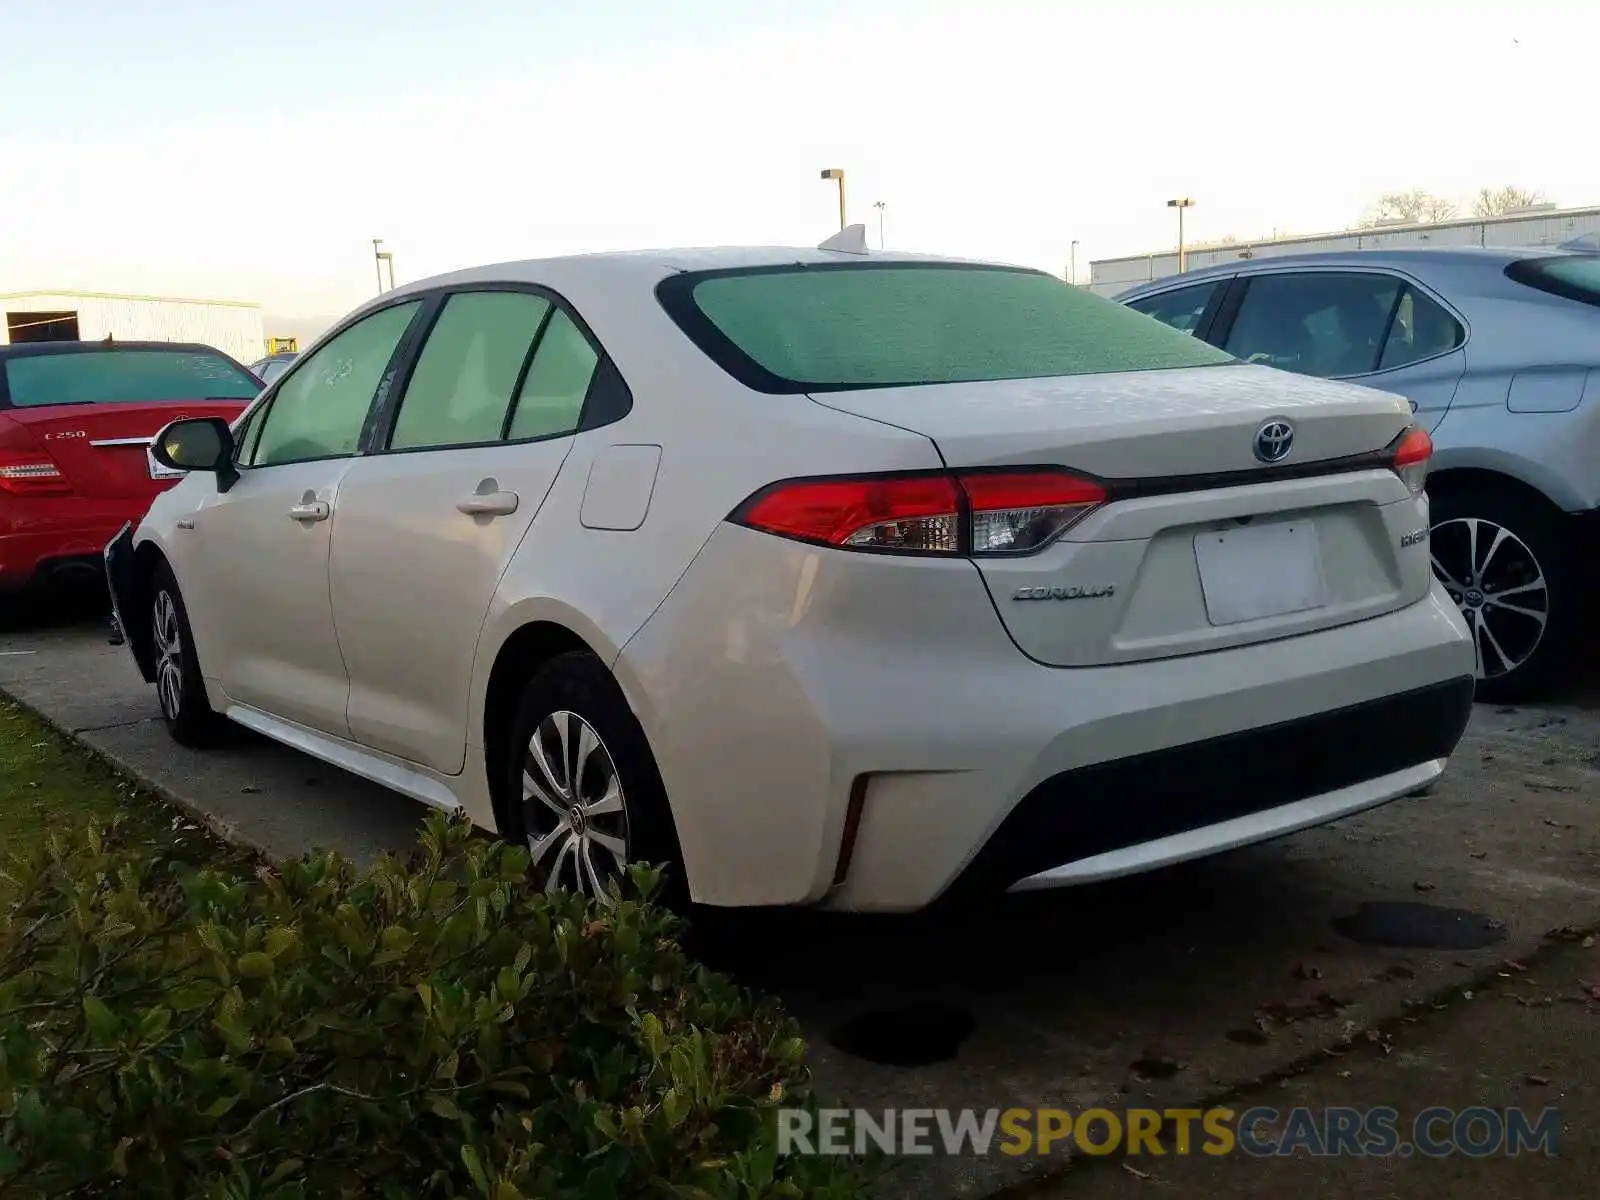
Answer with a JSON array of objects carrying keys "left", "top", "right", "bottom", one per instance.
[{"left": 151, "top": 417, "right": 236, "bottom": 486}]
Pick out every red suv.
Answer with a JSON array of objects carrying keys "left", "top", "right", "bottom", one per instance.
[{"left": 0, "top": 342, "right": 262, "bottom": 596}]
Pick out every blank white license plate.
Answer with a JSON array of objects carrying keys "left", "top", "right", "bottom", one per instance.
[
  {"left": 1193, "top": 521, "right": 1326, "bottom": 626},
  {"left": 146, "top": 446, "right": 185, "bottom": 480}
]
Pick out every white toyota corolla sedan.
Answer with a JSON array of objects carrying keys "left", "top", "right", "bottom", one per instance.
[{"left": 105, "top": 231, "right": 1478, "bottom": 912}]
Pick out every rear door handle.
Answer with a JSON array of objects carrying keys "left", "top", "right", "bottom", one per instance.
[
  {"left": 288, "top": 500, "right": 330, "bottom": 523},
  {"left": 456, "top": 484, "right": 519, "bottom": 517}
]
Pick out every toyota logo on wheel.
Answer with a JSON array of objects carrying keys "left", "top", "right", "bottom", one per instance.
[{"left": 1253, "top": 419, "right": 1295, "bottom": 464}]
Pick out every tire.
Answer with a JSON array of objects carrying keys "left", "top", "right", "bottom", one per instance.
[
  {"left": 1427, "top": 485, "right": 1581, "bottom": 704},
  {"left": 501, "top": 651, "right": 686, "bottom": 906},
  {"left": 148, "top": 561, "right": 230, "bottom": 748}
]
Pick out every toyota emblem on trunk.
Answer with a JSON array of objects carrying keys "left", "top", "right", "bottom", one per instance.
[{"left": 1253, "top": 419, "right": 1295, "bottom": 464}]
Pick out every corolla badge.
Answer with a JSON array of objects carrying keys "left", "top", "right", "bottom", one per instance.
[
  {"left": 1253, "top": 418, "right": 1295, "bottom": 464},
  {"left": 1012, "top": 584, "right": 1116, "bottom": 601}
]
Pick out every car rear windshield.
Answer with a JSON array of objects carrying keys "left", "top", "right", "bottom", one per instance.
[
  {"left": 656, "top": 263, "right": 1236, "bottom": 393},
  {"left": 1, "top": 348, "right": 262, "bottom": 408},
  {"left": 1504, "top": 254, "right": 1600, "bottom": 309}
]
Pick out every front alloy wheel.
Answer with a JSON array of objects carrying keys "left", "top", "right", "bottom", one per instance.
[
  {"left": 1429, "top": 516, "right": 1549, "bottom": 683},
  {"left": 153, "top": 589, "right": 186, "bottom": 720},
  {"left": 522, "top": 710, "right": 631, "bottom": 899}
]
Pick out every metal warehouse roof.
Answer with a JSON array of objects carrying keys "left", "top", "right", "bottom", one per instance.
[{"left": 0, "top": 289, "right": 260, "bottom": 309}]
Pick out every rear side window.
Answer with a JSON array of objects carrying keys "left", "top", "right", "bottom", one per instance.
[
  {"left": 389, "top": 291, "right": 553, "bottom": 451},
  {"left": 1126, "top": 281, "right": 1221, "bottom": 335},
  {"left": 1505, "top": 255, "right": 1600, "bottom": 308},
  {"left": 1, "top": 349, "right": 261, "bottom": 408},
  {"left": 658, "top": 264, "right": 1234, "bottom": 393}
]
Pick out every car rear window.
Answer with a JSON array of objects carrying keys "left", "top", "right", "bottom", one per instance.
[
  {"left": 656, "top": 263, "right": 1236, "bottom": 393},
  {"left": 1504, "top": 254, "right": 1600, "bottom": 309},
  {"left": 1, "top": 348, "right": 262, "bottom": 408}
]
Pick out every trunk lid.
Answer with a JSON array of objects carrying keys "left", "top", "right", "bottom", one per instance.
[
  {"left": 0, "top": 345, "right": 260, "bottom": 500},
  {"left": 3, "top": 400, "right": 250, "bottom": 499},
  {"left": 810, "top": 363, "right": 1430, "bottom": 668},
  {"left": 807, "top": 363, "right": 1410, "bottom": 479}
]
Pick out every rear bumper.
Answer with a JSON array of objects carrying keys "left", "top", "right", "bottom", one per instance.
[
  {"left": 952, "top": 676, "right": 1474, "bottom": 898},
  {"left": 0, "top": 501, "right": 154, "bottom": 593},
  {"left": 621, "top": 522, "right": 1479, "bottom": 913}
]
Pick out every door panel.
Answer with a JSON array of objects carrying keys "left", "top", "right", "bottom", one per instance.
[
  {"left": 331, "top": 441, "right": 572, "bottom": 771},
  {"left": 185, "top": 299, "right": 425, "bottom": 734},
  {"left": 1210, "top": 270, "right": 1466, "bottom": 431},
  {"left": 330, "top": 289, "right": 597, "bottom": 774},
  {"left": 185, "top": 460, "right": 355, "bottom": 734}
]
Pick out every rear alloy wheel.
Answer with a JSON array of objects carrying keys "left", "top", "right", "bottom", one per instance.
[
  {"left": 1428, "top": 488, "right": 1578, "bottom": 703},
  {"left": 503, "top": 652, "right": 685, "bottom": 906},
  {"left": 523, "top": 710, "right": 631, "bottom": 897},
  {"left": 148, "top": 562, "right": 229, "bottom": 748}
]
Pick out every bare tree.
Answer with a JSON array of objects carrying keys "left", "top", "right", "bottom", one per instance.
[
  {"left": 1359, "top": 190, "right": 1459, "bottom": 227},
  {"left": 1472, "top": 186, "right": 1547, "bottom": 217}
]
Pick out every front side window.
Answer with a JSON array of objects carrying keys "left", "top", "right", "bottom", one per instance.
[
  {"left": 251, "top": 301, "right": 420, "bottom": 467},
  {"left": 658, "top": 264, "right": 1234, "bottom": 393},
  {"left": 1126, "top": 281, "right": 1222, "bottom": 336},
  {"left": 389, "top": 291, "right": 552, "bottom": 451},
  {"left": 1222, "top": 272, "right": 1403, "bottom": 378},
  {"left": 1, "top": 348, "right": 261, "bottom": 408}
]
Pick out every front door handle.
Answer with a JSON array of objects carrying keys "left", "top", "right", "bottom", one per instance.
[
  {"left": 457, "top": 479, "right": 519, "bottom": 517},
  {"left": 288, "top": 500, "right": 330, "bottom": 523}
]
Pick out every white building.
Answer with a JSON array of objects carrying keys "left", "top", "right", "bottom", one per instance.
[
  {"left": 0, "top": 290, "right": 265, "bottom": 364},
  {"left": 1088, "top": 203, "right": 1600, "bottom": 298}
]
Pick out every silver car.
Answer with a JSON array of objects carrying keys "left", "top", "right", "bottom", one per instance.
[{"left": 1118, "top": 247, "right": 1600, "bottom": 702}]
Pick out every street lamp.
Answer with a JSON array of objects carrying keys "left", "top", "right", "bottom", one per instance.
[
  {"left": 820, "top": 168, "right": 846, "bottom": 232},
  {"left": 872, "top": 200, "right": 886, "bottom": 249},
  {"left": 1166, "top": 197, "right": 1196, "bottom": 273},
  {"left": 372, "top": 239, "right": 396, "bottom": 294},
  {"left": 1069, "top": 239, "right": 1080, "bottom": 285}
]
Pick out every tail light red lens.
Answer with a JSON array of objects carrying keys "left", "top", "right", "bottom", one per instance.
[
  {"left": 732, "top": 469, "right": 1107, "bottom": 556},
  {"left": 0, "top": 454, "right": 70, "bottom": 496},
  {"left": 1389, "top": 425, "right": 1432, "bottom": 496}
]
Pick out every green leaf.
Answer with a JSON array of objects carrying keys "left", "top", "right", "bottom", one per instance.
[
  {"left": 460, "top": 1144, "right": 491, "bottom": 1196},
  {"left": 0, "top": 1140, "right": 25, "bottom": 1176},
  {"left": 236, "top": 951, "right": 275, "bottom": 980},
  {"left": 639, "top": 1012, "right": 665, "bottom": 1060},
  {"left": 425, "top": 1094, "right": 463, "bottom": 1122},
  {"left": 379, "top": 924, "right": 415, "bottom": 954},
  {"left": 83, "top": 994, "right": 120, "bottom": 1040},
  {"left": 200, "top": 1092, "right": 243, "bottom": 1119},
  {"left": 264, "top": 1157, "right": 304, "bottom": 1185},
  {"left": 110, "top": 1136, "right": 134, "bottom": 1176},
  {"left": 263, "top": 926, "right": 299, "bottom": 958}
]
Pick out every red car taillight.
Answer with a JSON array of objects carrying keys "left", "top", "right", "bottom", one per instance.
[
  {"left": 732, "top": 469, "right": 1107, "bottom": 556},
  {"left": 0, "top": 452, "right": 70, "bottom": 496},
  {"left": 1389, "top": 425, "right": 1432, "bottom": 497}
]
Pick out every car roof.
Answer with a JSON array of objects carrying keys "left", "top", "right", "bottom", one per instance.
[
  {"left": 0, "top": 340, "right": 240, "bottom": 361},
  {"left": 1114, "top": 243, "right": 1594, "bottom": 298},
  {"left": 389, "top": 244, "right": 1023, "bottom": 296}
]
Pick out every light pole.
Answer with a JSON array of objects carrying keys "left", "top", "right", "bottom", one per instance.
[
  {"left": 1166, "top": 197, "right": 1196, "bottom": 273},
  {"left": 372, "top": 239, "right": 396, "bottom": 293},
  {"left": 1069, "top": 239, "right": 1079, "bottom": 285},
  {"left": 873, "top": 200, "right": 886, "bottom": 249},
  {"left": 820, "top": 168, "right": 846, "bottom": 231}
]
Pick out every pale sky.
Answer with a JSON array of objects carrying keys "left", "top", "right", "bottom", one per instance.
[{"left": 1, "top": 0, "right": 1593, "bottom": 322}]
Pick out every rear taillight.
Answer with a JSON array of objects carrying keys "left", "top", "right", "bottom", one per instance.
[
  {"left": 0, "top": 453, "right": 70, "bottom": 496},
  {"left": 732, "top": 469, "right": 1107, "bottom": 556},
  {"left": 1388, "top": 425, "right": 1432, "bottom": 497}
]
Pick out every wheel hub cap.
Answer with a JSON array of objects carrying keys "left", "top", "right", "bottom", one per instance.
[{"left": 521, "top": 710, "right": 629, "bottom": 901}]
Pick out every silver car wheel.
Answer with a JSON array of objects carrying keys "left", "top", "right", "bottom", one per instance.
[
  {"left": 522, "top": 710, "right": 630, "bottom": 901},
  {"left": 1430, "top": 516, "right": 1549, "bottom": 681},
  {"left": 152, "top": 590, "right": 185, "bottom": 719}
]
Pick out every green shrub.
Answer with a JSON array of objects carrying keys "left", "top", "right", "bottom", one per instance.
[{"left": 0, "top": 812, "right": 866, "bottom": 1199}]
